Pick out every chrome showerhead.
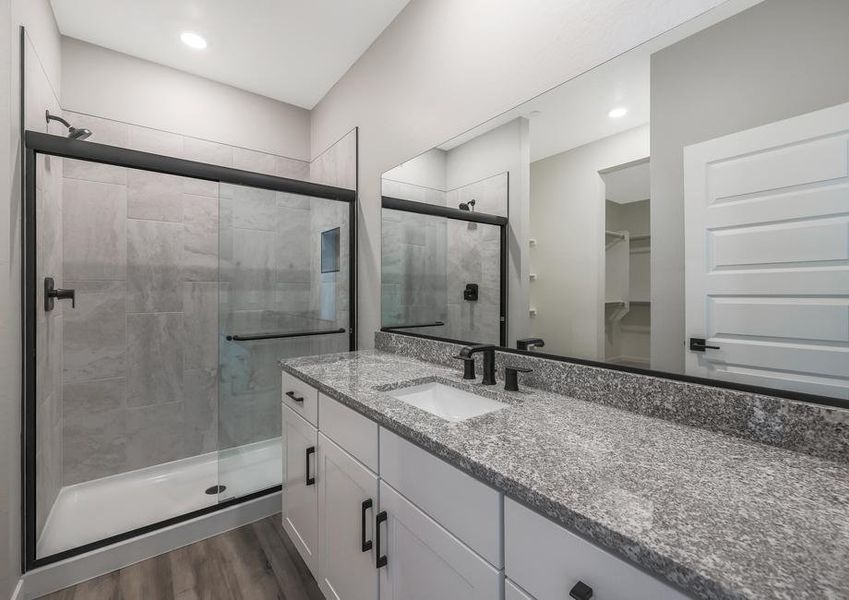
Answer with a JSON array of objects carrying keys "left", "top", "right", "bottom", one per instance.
[
  {"left": 458, "top": 199, "right": 476, "bottom": 211},
  {"left": 46, "top": 110, "right": 92, "bottom": 141}
]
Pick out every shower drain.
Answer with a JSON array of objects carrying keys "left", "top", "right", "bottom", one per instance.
[{"left": 205, "top": 485, "right": 226, "bottom": 495}]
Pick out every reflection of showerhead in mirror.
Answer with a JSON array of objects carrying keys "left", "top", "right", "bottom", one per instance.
[
  {"left": 458, "top": 199, "right": 476, "bottom": 211},
  {"left": 45, "top": 110, "right": 92, "bottom": 140}
]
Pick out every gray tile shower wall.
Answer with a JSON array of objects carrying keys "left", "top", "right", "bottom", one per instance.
[
  {"left": 35, "top": 152, "right": 63, "bottom": 536},
  {"left": 381, "top": 172, "right": 507, "bottom": 344},
  {"left": 57, "top": 114, "right": 356, "bottom": 484},
  {"left": 445, "top": 219, "right": 501, "bottom": 345},
  {"left": 374, "top": 331, "right": 849, "bottom": 463},
  {"left": 61, "top": 153, "right": 221, "bottom": 486}
]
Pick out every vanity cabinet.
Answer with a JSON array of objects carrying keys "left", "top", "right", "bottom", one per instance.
[
  {"left": 505, "top": 498, "right": 689, "bottom": 600},
  {"left": 317, "top": 432, "right": 379, "bottom": 600},
  {"left": 282, "top": 371, "right": 319, "bottom": 425},
  {"left": 377, "top": 481, "right": 502, "bottom": 600},
  {"left": 282, "top": 405, "right": 319, "bottom": 575},
  {"left": 282, "top": 371, "right": 687, "bottom": 600},
  {"left": 379, "top": 428, "right": 502, "bottom": 567}
]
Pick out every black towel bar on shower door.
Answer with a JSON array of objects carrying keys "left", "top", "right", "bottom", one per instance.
[
  {"left": 226, "top": 328, "right": 347, "bottom": 342},
  {"left": 382, "top": 321, "right": 445, "bottom": 331}
]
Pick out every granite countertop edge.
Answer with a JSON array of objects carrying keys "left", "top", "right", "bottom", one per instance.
[{"left": 279, "top": 360, "right": 735, "bottom": 600}]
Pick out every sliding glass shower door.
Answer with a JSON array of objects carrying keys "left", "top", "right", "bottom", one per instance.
[
  {"left": 24, "top": 129, "right": 356, "bottom": 569},
  {"left": 217, "top": 184, "right": 351, "bottom": 501}
]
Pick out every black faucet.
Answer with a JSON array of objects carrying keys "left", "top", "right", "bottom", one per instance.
[
  {"left": 456, "top": 344, "right": 497, "bottom": 385},
  {"left": 516, "top": 338, "right": 545, "bottom": 352}
]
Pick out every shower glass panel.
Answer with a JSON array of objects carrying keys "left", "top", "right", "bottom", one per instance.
[
  {"left": 381, "top": 208, "right": 502, "bottom": 345},
  {"left": 26, "top": 130, "right": 356, "bottom": 568},
  {"left": 34, "top": 157, "right": 226, "bottom": 559},
  {"left": 217, "top": 185, "right": 351, "bottom": 501}
]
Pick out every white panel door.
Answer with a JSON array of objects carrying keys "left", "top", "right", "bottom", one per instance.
[
  {"left": 684, "top": 102, "right": 849, "bottom": 399},
  {"left": 378, "top": 481, "right": 502, "bottom": 600},
  {"left": 317, "top": 433, "right": 379, "bottom": 600},
  {"left": 282, "top": 405, "right": 319, "bottom": 576}
]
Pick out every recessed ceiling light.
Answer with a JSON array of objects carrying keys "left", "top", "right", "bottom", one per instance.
[
  {"left": 180, "top": 31, "right": 207, "bottom": 50},
  {"left": 608, "top": 107, "right": 628, "bottom": 119}
]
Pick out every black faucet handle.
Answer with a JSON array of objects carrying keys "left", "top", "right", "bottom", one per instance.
[
  {"left": 452, "top": 355, "right": 477, "bottom": 380},
  {"left": 504, "top": 365, "right": 532, "bottom": 391},
  {"left": 517, "top": 338, "right": 545, "bottom": 351}
]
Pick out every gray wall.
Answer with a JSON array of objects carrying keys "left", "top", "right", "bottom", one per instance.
[
  {"left": 0, "top": 2, "right": 13, "bottom": 592},
  {"left": 310, "top": 0, "right": 730, "bottom": 351},
  {"left": 61, "top": 38, "right": 311, "bottom": 161},
  {"left": 530, "top": 126, "right": 649, "bottom": 360},
  {"left": 650, "top": 0, "right": 849, "bottom": 373},
  {"left": 2, "top": 0, "right": 63, "bottom": 592}
]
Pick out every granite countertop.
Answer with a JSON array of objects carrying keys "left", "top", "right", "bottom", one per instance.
[{"left": 280, "top": 350, "right": 849, "bottom": 600}]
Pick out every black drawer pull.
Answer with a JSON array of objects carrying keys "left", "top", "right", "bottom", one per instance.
[
  {"left": 286, "top": 391, "right": 305, "bottom": 403},
  {"left": 375, "top": 511, "right": 388, "bottom": 568},
  {"left": 305, "top": 446, "right": 315, "bottom": 486},
  {"left": 569, "top": 580, "right": 593, "bottom": 600},
  {"left": 361, "top": 499, "right": 373, "bottom": 552}
]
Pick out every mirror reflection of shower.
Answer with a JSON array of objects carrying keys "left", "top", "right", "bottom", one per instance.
[{"left": 45, "top": 110, "right": 92, "bottom": 140}]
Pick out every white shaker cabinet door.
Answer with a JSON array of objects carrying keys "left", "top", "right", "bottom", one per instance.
[
  {"left": 282, "top": 405, "right": 319, "bottom": 576},
  {"left": 317, "top": 433, "right": 379, "bottom": 600},
  {"left": 377, "top": 481, "right": 501, "bottom": 600}
]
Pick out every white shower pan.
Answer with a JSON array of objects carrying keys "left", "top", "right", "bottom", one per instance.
[{"left": 37, "top": 438, "right": 281, "bottom": 558}]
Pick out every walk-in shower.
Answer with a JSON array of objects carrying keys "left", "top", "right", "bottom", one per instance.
[
  {"left": 23, "top": 129, "right": 356, "bottom": 568},
  {"left": 380, "top": 193, "right": 507, "bottom": 346}
]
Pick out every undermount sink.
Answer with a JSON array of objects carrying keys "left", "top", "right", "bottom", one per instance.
[{"left": 390, "top": 381, "right": 508, "bottom": 422}]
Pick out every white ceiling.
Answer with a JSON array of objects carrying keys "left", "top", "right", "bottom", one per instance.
[
  {"left": 602, "top": 159, "right": 651, "bottom": 204},
  {"left": 435, "top": 0, "right": 762, "bottom": 163},
  {"left": 50, "top": 0, "right": 411, "bottom": 109},
  {"left": 437, "top": 47, "right": 650, "bottom": 163}
]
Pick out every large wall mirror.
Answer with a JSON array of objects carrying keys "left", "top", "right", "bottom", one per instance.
[{"left": 380, "top": 0, "right": 849, "bottom": 405}]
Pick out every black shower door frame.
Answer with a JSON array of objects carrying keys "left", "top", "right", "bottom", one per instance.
[
  {"left": 21, "top": 130, "right": 358, "bottom": 571},
  {"left": 379, "top": 194, "right": 509, "bottom": 347}
]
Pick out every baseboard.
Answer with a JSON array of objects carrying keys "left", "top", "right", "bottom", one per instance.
[{"left": 20, "top": 491, "right": 281, "bottom": 599}]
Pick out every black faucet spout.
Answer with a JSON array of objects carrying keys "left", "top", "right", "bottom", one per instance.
[{"left": 458, "top": 344, "right": 497, "bottom": 385}]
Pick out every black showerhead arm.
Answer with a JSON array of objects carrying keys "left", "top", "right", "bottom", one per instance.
[{"left": 45, "top": 110, "right": 71, "bottom": 129}]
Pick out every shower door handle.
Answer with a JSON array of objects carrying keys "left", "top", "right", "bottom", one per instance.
[{"left": 305, "top": 446, "right": 316, "bottom": 486}]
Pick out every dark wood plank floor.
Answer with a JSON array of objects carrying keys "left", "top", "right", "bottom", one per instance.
[{"left": 40, "top": 515, "right": 324, "bottom": 600}]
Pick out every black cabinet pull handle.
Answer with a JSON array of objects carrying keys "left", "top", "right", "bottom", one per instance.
[
  {"left": 305, "top": 446, "right": 315, "bottom": 486},
  {"left": 375, "top": 511, "right": 388, "bottom": 568},
  {"left": 286, "top": 391, "right": 305, "bottom": 403},
  {"left": 361, "top": 499, "right": 373, "bottom": 552},
  {"left": 689, "top": 337, "right": 720, "bottom": 352},
  {"left": 569, "top": 580, "right": 593, "bottom": 600}
]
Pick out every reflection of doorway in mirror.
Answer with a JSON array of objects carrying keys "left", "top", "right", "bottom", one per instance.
[
  {"left": 602, "top": 158, "right": 651, "bottom": 368},
  {"left": 684, "top": 102, "right": 849, "bottom": 399}
]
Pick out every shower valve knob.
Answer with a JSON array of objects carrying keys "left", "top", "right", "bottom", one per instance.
[{"left": 44, "top": 277, "right": 75, "bottom": 311}]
